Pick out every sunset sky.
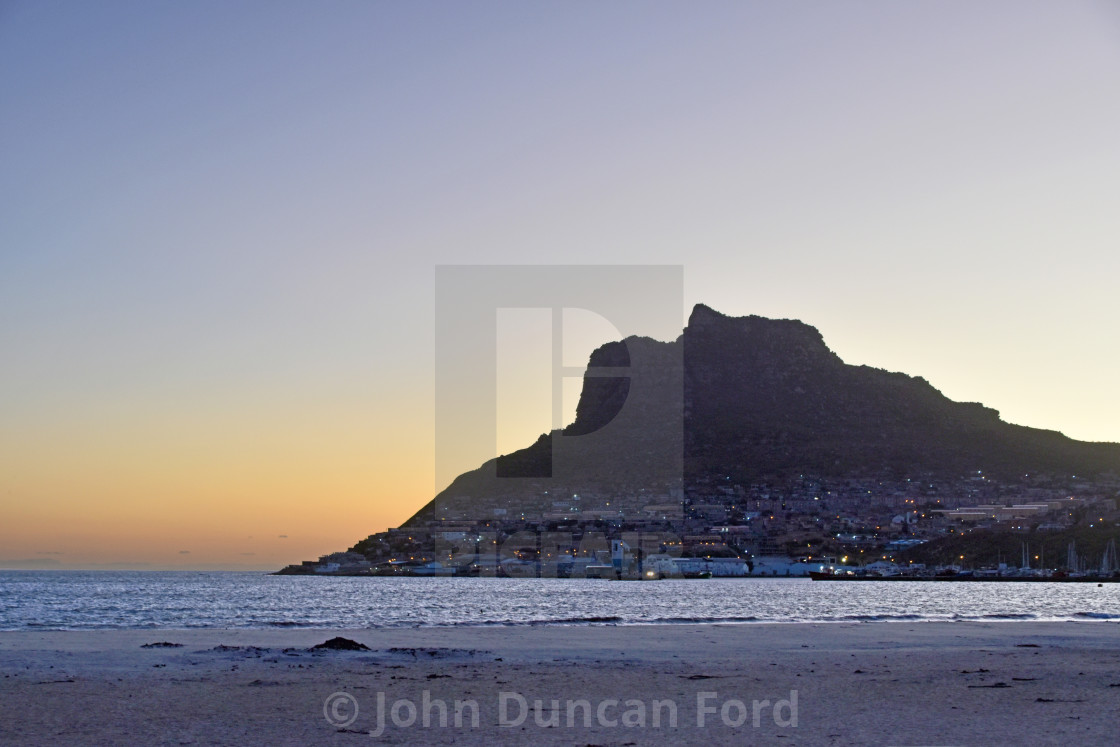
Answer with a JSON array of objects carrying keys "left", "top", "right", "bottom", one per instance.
[{"left": 2, "top": 1, "right": 1118, "bottom": 570}]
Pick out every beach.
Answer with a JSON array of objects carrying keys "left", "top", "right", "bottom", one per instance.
[{"left": 2, "top": 621, "right": 1118, "bottom": 745}]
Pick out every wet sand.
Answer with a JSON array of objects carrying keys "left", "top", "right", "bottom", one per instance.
[{"left": 1, "top": 621, "right": 1118, "bottom": 745}]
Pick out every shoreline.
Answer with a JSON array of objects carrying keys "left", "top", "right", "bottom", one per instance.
[
  {"left": 4, "top": 611, "right": 1119, "bottom": 634},
  {"left": 2, "top": 618, "right": 1119, "bottom": 655},
  {"left": 3, "top": 621, "right": 1118, "bottom": 745}
]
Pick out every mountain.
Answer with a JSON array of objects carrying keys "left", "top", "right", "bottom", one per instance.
[
  {"left": 680, "top": 304, "right": 1118, "bottom": 481},
  {"left": 405, "top": 304, "right": 1119, "bottom": 525}
]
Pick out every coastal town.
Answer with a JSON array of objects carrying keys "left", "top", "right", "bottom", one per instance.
[{"left": 278, "top": 471, "right": 1120, "bottom": 580}]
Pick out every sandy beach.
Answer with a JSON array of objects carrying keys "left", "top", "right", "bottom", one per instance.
[{"left": 1, "top": 621, "right": 1117, "bottom": 745}]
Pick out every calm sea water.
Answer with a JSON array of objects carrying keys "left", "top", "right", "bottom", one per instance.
[{"left": 0, "top": 571, "right": 1116, "bottom": 631}]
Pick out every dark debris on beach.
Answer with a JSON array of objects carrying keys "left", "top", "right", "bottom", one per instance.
[{"left": 310, "top": 637, "right": 370, "bottom": 651}]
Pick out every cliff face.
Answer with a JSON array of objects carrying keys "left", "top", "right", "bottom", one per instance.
[
  {"left": 681, "top": 304, "right": 1118, "bottom": 482},
  {"left": 406, "top": 305, "right": 1119, "bottom": 524}
]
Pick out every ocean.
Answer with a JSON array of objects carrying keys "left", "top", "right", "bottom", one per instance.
[{"left": 0, "top": 571, "right": 1116, "bottom": 631}]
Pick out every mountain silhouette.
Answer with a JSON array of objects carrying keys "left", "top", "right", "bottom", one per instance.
[{"left": 406, "top": 304, "right": 1119, "bottom": 525}]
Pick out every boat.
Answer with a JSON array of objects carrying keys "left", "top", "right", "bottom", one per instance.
[{"left": 681, "top": 569, "right": 713, "bottom": 579}]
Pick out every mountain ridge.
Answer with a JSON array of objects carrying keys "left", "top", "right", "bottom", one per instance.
[{"left": 404, "top": 304, "right": 1118, "bottom": 526}]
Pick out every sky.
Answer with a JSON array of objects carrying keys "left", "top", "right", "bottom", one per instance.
[{"left": 1, "top": 1, "right": 1118, "bottom": 570}]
